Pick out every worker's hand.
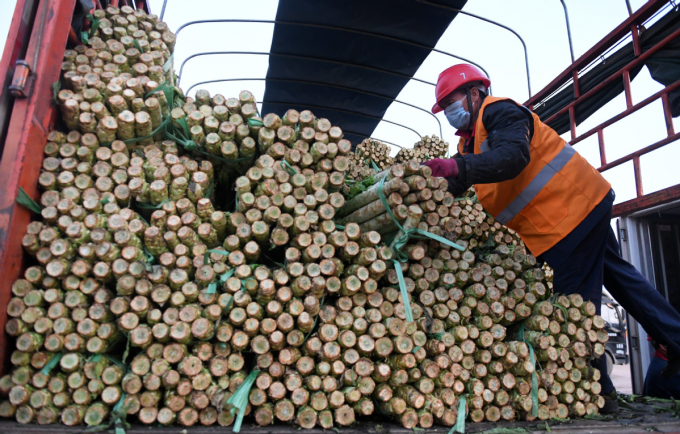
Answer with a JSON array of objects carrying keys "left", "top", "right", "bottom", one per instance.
[{"left": 424, "top": 158, "right": 459, "bottom": 179}]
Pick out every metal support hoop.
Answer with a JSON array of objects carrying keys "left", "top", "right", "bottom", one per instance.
[
  {"left": 177, "top": 50, "right": 436, "bottom": 88},
  {"left": 179, "top": 57, "right": 443, "bottom": 137},
  {"left": 415, "top": 0, "right": 532, "bottom": 97},
  {"left": 168, "top": 17, "right": 493, "bottom": 91},
  {"left": 560, "top": 0, "right": 576, "bottom": 63}
]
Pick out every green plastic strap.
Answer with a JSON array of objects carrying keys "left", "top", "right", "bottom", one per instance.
[
  {"left": 101, "top": 115, "right": 171, "bottom": 148},
  {"left": 366, "top": 158, "right": 380, "bottom": 172},
  {"left": 302, "top": 297, "right": 324, "bottom": 345},
  {"left": 89, "top": 354, "right": 102, "bottom": 363},
  {"left": 135, "top": 198, "right": 170, "bottom": 211},
  {"left": 165, "top": 123, "right": 254, "bottom": 165},
  {"left": 392, "top": 259, "right": 413, "bottom": 323},
  {"left": 100, "top": 196, "right": 110, "bottom": 205},
  {"left": 40, "top": 352, "right": 62, "bottom": 375},
  {"left": 143, "top": 247, "right": 155, "bottom": 272},
  {"left": 428, "top": 332, "right": 444, "bottom": 340},
  {"left": 112, "top": 392, "right": 128, "bottom": 434},
  {"left": 135, "top": 199, "right": 168, "bottom": 210},
  {"left": 87, "top": 14, "right": 100, "bottom": 38},
  {"left": 282, "top": 160, "right": 298, "bottom": 176},
  {"left": 204, "top": 249, "right": 230, "bottom": 265},
  {"left": 552, "top": 302, "right": 568, "bottom": 320},
  {"left": 163, "top": 53, "right": 174, "bottom": 72},
  {"left": 132, "top": 39, "right": 142, "bottom": 52},
  {"left": 51, "top": 81, "right": 61, "bottom": 105},
  {"left": 412, "top": 346, "right": 421, "bottom": 353},
  {"left": 103, "top": 354, "right": 126, "bottom": 369},
  {"left": 81, "top": 30, "right": 89, "bottom": 44},
  {"left": 335, "top": 224, "right": 345, "bottom": 230},
  {"left": 176, "top": 116, "right": 190, "bottom": 138},
  {"left": 449, "top": 396, "right": 466, "bottom": 434},
  {"left": 16, "top": 187, "right": 42, "bottom": 213},
  {"left": 518, "top": 322, "right": 539, "bottom": 417},
  {"left": 145, "top": 82, "right": 175, "bottom": 107},
  {"left": 122, "top": 332, "right": 131, "bottom": 364},
  {"left": 207, "top": 268, "right": 234, "bottom": 294},
  {"left": 376, "top": 176, "right": 465, "bottom": 255},
  {"left": 228, "top": 368, "right": 260, "bottom": 432},
  {"left": 247, "top": 118, "right": 264, "bottom": 128}
]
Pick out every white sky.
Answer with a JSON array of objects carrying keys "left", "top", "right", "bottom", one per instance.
[{"left": 1, "top": 0, "right": 679, "bottom": 206}]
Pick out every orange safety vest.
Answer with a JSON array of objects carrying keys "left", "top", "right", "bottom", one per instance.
[{"left": 458, "top": 96, "right": 611, "bottom": 256}]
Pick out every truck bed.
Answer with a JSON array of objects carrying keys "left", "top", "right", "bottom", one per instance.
[{"left": 0, "top": 396, "right": 678, "bottom": 434}]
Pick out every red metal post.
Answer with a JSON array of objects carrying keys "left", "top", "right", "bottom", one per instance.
[
  {"left": 631, "top": 23, "right": 642, "bottom": 57},
  {"left": 524, "top": 0, "right": 666, "bottom": 108},
  {"left": 623, "top": 69, "right": 633, "bottom": 109},
  {"left": 572, "top": 69, "right": 580, "bottom": 98},
  {"left": 0, "top": 0, "right": 76, "bottom": 374},
  {"left": 597, "top": 128, "right": 607, "bottom": 166},
  {"left": 633, "top": 156, "right": 643, "bottom": 197},
  {"left": 544, "top": 26, "right": 680, "bottom": 125},
  {"left": 569, "top": 106, "right": 576, "bottom": 141},
  {"left": 661, "top": 92, "right": 675, "bottom": 137}
]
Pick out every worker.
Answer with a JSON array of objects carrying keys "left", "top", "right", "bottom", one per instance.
[
  {"left": 425, "top": 64, "right": 680, "bottom": 412},
  {"left": 644, "top": 336, "right": 680, "bottom": 399}
]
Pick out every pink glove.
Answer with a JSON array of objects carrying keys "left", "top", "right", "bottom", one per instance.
[{"left": 424, "top": 158, "right": 458, "bottom": 178}]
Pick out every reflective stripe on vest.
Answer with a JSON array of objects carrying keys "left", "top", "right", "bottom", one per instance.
[{"left": 495, "top": 144, "right": 576, "bottom": 225}]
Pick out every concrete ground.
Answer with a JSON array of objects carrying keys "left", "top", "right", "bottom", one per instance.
[{"left": 612, "top": 363, "right": 633, "bottom": 394}]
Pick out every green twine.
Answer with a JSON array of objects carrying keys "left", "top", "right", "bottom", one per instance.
[
  {"left": 40, "top": 352, "right": 62, "bottom": 375},
  {"left": 16, "top": 187, "right": 42, "bottom": 213},
  {"left": 517, "top": 321, "right": 539, "bottom": 417},
  {"left": 227, "top": 368, "right": 260, "bottom": 432}
]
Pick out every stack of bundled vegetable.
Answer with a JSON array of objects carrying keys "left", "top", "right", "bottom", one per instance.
[
  {"left": 0, "top": 4, "right": 608, "bottom": 431},
  {"left": 347, "top": 139, "right": 395, "bottom": 181},
  {"left": 395, "top": 135, "right": 449, "bottom": 164}
]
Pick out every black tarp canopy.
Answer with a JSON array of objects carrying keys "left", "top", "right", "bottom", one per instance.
[{"left": 261, "top": 0, "right": 468, "bottom": 146}]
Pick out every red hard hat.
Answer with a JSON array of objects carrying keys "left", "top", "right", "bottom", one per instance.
[{"left": 432, "top": 64, "right": 491, "bottom": 113}]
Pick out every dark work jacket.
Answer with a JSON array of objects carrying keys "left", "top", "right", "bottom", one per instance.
[{"left": 446, "top": 99, "right": 534, "bottom": 197}]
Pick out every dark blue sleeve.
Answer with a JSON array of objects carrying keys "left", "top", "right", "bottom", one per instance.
[{"left": 458, "top": 99, "right": 533, "bottom": 185}]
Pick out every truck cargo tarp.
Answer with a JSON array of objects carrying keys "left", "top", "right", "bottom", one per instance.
[
  {"left": 533, "top": 7, "right": 680, "bottom": 136},
  {"left": 261, "top": 0, "right": 467, "bottom": 146}
]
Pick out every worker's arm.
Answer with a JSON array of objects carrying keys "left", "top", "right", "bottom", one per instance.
[{"left": 455, "top": 100, "right": 533, "bottom": 185}]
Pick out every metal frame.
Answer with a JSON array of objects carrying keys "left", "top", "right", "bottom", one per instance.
[
  {"left": 523, "top": 0, "right": 679, "bottom": 217},
  {"left": 167, "top": 17, "right": 492, "bottom": 86},
  {"left": 177, "top": 50, "right": 436, "bottom": 88},
  {"left": 158, "top": 10, "right": 495, "bottom": 145},
  {"left": 0, "top": 0, "right": 76, "bottom": 375},
  {"left": 415, "top": 0, "right": 531, "bottom": 96},
  {"left": 560, "top": 0, "right": 576, "bottom": 63}
]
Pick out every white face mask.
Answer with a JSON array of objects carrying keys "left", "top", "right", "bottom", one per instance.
[{"left": 444, "top": 95, "right": 471, "bottom": 130}]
